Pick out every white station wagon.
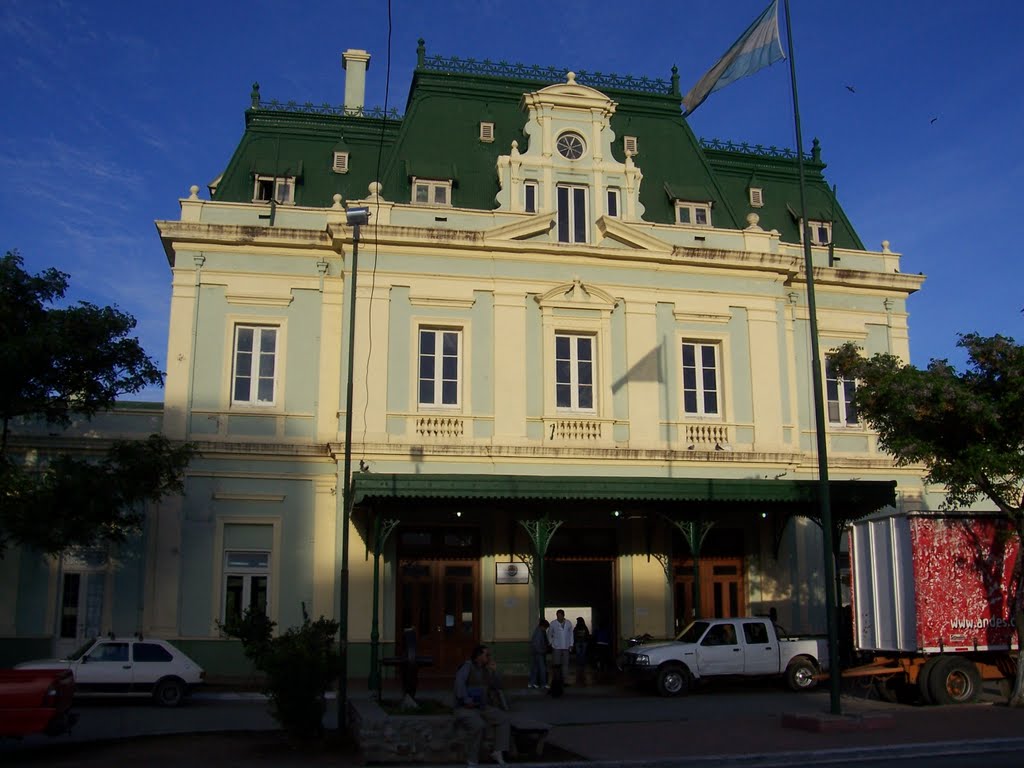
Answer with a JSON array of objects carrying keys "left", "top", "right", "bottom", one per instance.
[{"left": 16, "top": 636, "right": 205, "bottom": 707}]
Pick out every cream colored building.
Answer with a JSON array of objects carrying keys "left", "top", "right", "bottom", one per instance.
[{"left": 1, "top": 44, "right": 931, "bottom": 679}]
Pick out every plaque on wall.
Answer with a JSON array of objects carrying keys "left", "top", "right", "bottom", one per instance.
[{"left": 495, "top": 561, "right": 530, "bottom": 584}]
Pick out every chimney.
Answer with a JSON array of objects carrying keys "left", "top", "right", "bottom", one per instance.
[{"left": 342, "top": 49, "right": 371, "bottom": 112}]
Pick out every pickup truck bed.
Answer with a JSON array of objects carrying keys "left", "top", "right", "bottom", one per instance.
[{"left": 0, "top": 669, "right": 77, "bottom": 738}]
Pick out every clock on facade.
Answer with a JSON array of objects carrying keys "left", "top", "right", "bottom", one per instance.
[{"left": 556, "top": 132, "right": 585, "bottom": 160}]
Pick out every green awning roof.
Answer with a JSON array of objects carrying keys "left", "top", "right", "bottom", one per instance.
[{"left": 352, "top": 473, "right": 895, "bottom": 513}]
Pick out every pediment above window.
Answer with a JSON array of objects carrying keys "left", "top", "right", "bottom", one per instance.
[
  {"left": 522, "top": 72, "right": 617, "bottom": 117},
  {"left": 534, "top": 279, "right": 619, "bottom": 311}
]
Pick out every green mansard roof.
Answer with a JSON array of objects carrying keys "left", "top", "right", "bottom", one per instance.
[{"left": 211, "top": 45, "right": 862, "bottom": 249}]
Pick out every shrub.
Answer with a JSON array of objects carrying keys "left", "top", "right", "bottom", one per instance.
[{"left": 221, "top": 603, "right": 341, "bottom": 739}]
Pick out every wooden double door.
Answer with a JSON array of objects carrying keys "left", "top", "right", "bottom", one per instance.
[
  {"left": 397, "top": 560, "right": 478, "bottom": 675},
  {"left": 673, "top": 557, "right": 745, "bottom": 632}
]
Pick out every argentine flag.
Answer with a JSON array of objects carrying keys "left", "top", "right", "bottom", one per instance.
[{"left": 683, "top": 0, "right": 786, "bottom": 114}]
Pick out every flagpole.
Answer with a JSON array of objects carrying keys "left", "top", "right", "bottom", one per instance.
[{"left": 782, "top": 0, "right": 841, "bottom": 716}]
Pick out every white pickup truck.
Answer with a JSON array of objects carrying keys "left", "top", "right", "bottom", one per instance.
[{"left": 619, "top": 617, "right": 828, "bottom": 697}]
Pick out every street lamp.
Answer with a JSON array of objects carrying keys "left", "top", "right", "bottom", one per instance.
[{"left": 338, "top": 205, "right": 370, "bottom": 730}]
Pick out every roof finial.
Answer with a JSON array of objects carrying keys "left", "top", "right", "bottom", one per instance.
[
  {"left": 566, "top": 71, "right": 577, "bottom": 85},
  {"left": 250, "top": 82, "right": 261, "bottom": 109},
  {"left": 671, "top": 65, "right": 680, "bottom": 97},
  {"left": 811, "top": 137, "right": 821, "bottom": 163},
  {"left": 417, "top": 38, "right": 426, "bottom": 67}
]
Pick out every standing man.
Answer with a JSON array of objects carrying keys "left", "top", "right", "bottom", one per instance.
[
  {"left": 453, "top": 644, "right": 510, "bottom": 767},
  {"left": 547, "top": 609, "right": 574, "bottom": 684}
]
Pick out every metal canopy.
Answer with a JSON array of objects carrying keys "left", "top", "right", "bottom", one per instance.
[{"left": 351, "top": 473, "right": 896, "bottom": 518}]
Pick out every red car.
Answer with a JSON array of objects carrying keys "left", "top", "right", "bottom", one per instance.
[{"left": 0, "top": 668, "right": 77, "bottom": 738}]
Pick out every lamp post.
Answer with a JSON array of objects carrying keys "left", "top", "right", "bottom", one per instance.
[{"left": 338, "top": 205, "right": 370, "bottom": 730}]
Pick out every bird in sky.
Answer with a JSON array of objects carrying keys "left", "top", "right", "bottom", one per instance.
[
  {"left": 845, "top": 85, "right": 856, "bottom": 93},
  {"left": 930, "top": 116, "right": 939, "bottom": 124}
]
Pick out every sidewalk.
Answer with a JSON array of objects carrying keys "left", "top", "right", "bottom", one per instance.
[{"left": 6, "top": 676, "right": 1024, "bottom": 767}]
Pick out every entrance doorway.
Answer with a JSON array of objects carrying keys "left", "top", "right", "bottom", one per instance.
[
  {"left": 543, "top": 560, "right": 616, "bottom": 653},
  {"left": 395, "top": 527, "right": 480, "bottom": 676},
  {"left": 396, "top": 561, "right": 478, "bottom": 675},
  {"left": 673, "top": 557, "right": 745, "bottom": 632},
  {"left": 56, "top": 571, "right": 104, "bottom": 658}
]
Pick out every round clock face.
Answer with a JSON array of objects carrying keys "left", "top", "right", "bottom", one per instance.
[
  {"left": 506, "top": 564, "right": 519, "bottom": 577},
  {"left": 556, "top": 132, "right": 585, "bottom": 160}
]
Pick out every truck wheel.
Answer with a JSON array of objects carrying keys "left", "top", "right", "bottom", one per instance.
[
  {"left": 927, "top": 657, "right": 981, "bottom": 705},
  {"left": 656, "top": 665, "right": 691, "bottom": 697},
  {"left": 154, "top": 677, "right": 186, "bottom": 707},
  {"left": 916, "top": 656, "right": 940, "bottom": 704},
  {"left": 785, "top": 657, "right": 818, "bottom": 692}
]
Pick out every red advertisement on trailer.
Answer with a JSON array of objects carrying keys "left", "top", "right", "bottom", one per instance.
[{"left": 910, "top": 515, "right": 1020, "bottom": 651}]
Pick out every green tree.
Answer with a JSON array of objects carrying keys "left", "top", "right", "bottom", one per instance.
[
  {"left": 829, "top": 334, "right": 1024, "bottom": 705},
  {"left": 222, "top": 605, "right": 342, "bottom": 739},
  {"left": 0, "top": 250, "right": 193, "bottom": 555}
]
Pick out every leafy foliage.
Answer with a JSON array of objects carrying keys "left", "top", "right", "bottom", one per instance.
[
  {"left": 221, "top": 605, "right": 342, "bottom": 739},
  {"left": 0, "top": 251, "right": 193, "bottom": 555},
  {"left": 828, "top": 335, "right": 1024, "bottom": 517},
  {"left": 829, "top": 334, "right": 1024, "bottom": 706}
]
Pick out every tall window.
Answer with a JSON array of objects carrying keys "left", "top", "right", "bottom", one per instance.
[
  {"left": 233, "top": 325, "right": 277, "bottom": 405},
  {"left": 418, "top": 328, "right": 461, "bottom": 407},
  {"left": 606, "top": 188, "right": 620, "bottom": 218},
  {"left": 826, "top": 360, "right": 858, "bottom": 425},
  {"left": 556, "top": 184, "right": 588, "bottom": 243},
  {"left": 223, "top": 551, "right": 269, "bottom": 625},
  {"left": 682, "top": 342, "right": 720, "bottom": 417},
  {"left": 524, "top": 181, "right": 538, "bottom": 213},
  {"left": 555, "top": 333, "right": 595, "bottom": 411}
]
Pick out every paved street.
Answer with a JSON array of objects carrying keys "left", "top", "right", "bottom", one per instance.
[{"left": 3, "top": 679, "right": 1024, "bottom": 767}]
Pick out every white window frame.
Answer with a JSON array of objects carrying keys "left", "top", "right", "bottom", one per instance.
[
  {"left": 554, "top": 332, "right": 596, "bottom": 413},
  {"left": 825, "top": 359, "right": 859, "bottom": 426},
  {"left": 623, "top": 135, "right": 638, "bottom": 156},
  {"left": 411, "top": 177, "right": 452, "bottom": 206},
  {"left": 556, "top": 184, "right": 588, "bottom": 243},
  {"left": 252, "top": 175, "right": 295, "bottom": 204},
  {"left": 231, "top": 325, "right": 278, "bottom": 406},
  {"left": 675, "top": 201, "right": 712, "bottom": 227},
  {"left": 749, "top": 187, "right": 764, "bottom": 207},
  {"left": 681, "top": 341, "right": 721, "bottom": 418},
  {"left": 417, "top": 327, "right": 462, "bottom": 409},
  {"left": 479, "top": 122, "right": 495, "bottom": 143},
  {"left": 801, "top": 219, "right": 833, "bottom": 246},
  {"left": 222, "top": 550, "right": 271, "bottom": 625},
  {"left": 524, "top": 181, "right": 538, "bottom": 213},
  {"left": 606, "top": 188, "right": 620, "bottom": 218},
  {"left": 332, "top": 152, "right": 350, "bottom": 174}
]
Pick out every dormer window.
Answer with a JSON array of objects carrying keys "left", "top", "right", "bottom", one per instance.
[
  {"left": 675, "top": 201, "right": 711, "bottom": 227},
  {"left": 412, "top": 178, "right": 452, "bottom": 206},
  {"left": 479, "top": 122, "right": 495, "bottom": 143},
  {"left": 556, "top": 132, "right": 586, "bottom": 160},
  {"left": 254, "top": 176, "right": 295, "bottom": 205},
  {"left": 802, "top": 220, "right": 832, "bottom": 246},
  {"left": 623, "top": 136, "right": 638, "bottom": 156},
  {"left": 332, "top": 152, "right": 350, "bottom": 174},
  {"left": 749, "top": 187, "right": 763, "bottom": 207}
]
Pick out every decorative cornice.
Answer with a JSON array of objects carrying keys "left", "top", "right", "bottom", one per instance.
[{"left": 408, "top": 296, "right": 476, "bottom": 309}]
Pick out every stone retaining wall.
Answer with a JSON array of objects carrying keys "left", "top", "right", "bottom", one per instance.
[{"left": 349, "top": 697, "right": 466, "bottom": 764}]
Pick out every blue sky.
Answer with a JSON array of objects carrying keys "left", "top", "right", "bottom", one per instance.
[{"left": 2, "top": 1, "right": 1021, "bottom": 398}]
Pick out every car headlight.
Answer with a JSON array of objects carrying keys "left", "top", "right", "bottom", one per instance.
[{"left": 633, "top": 654, "right": 650, "bottom": 666}]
